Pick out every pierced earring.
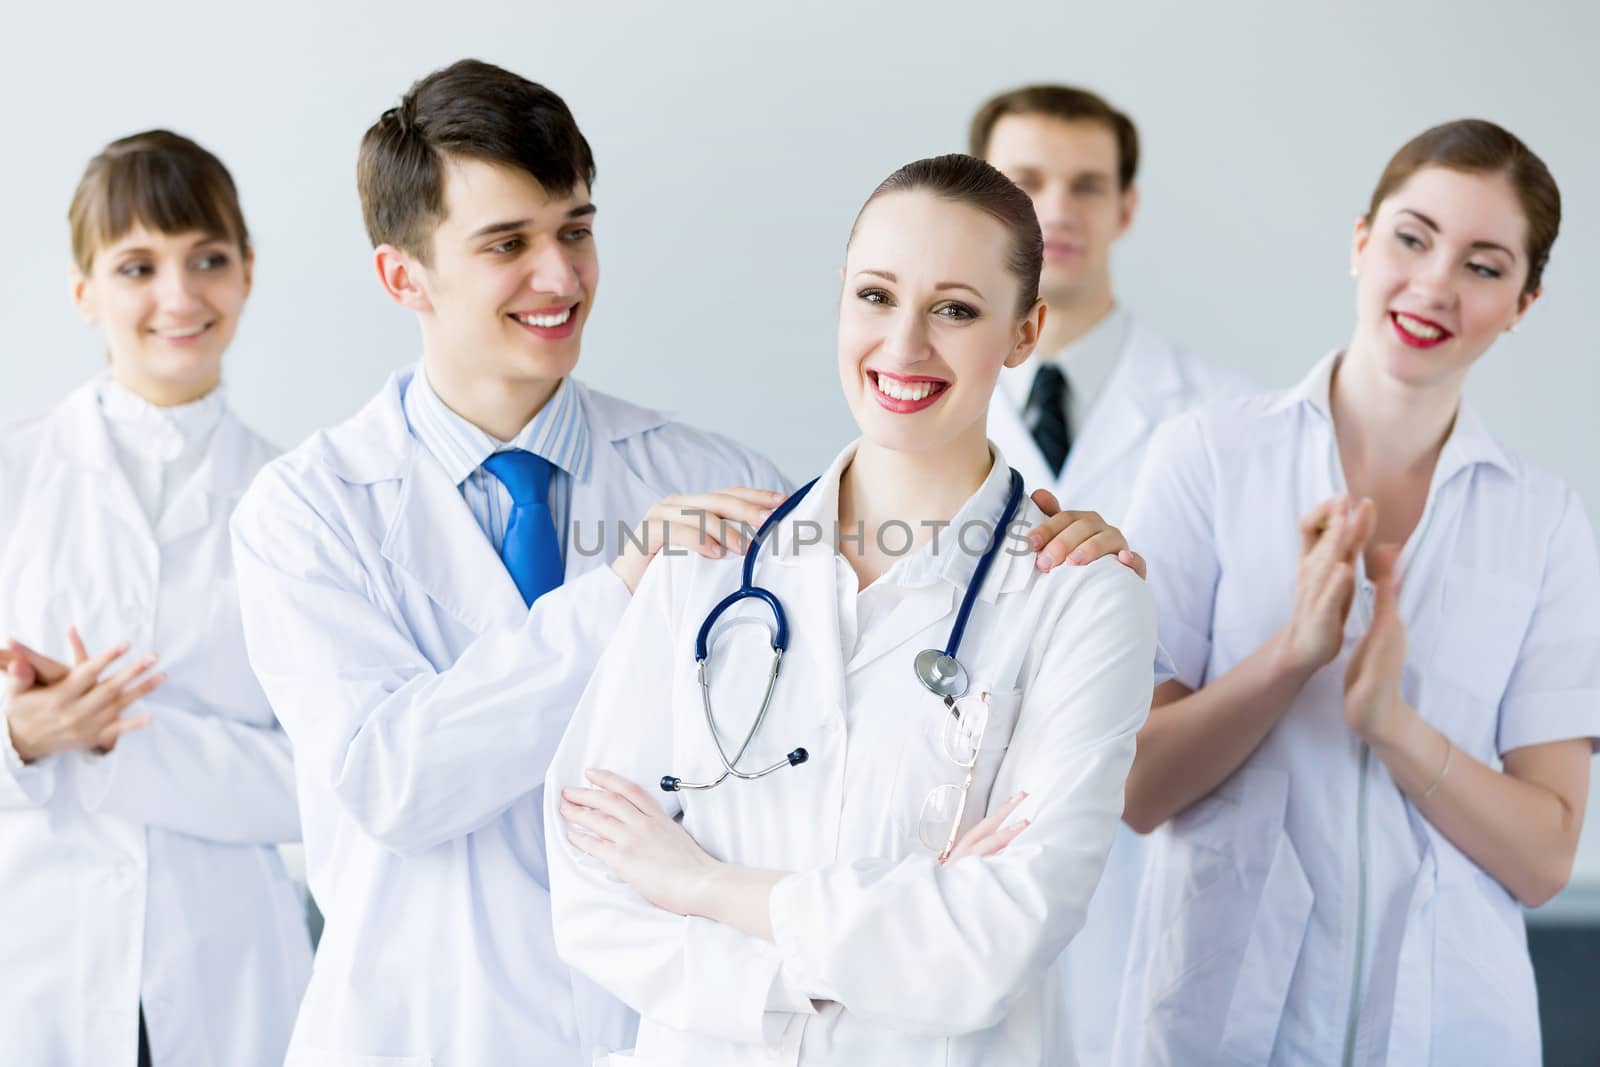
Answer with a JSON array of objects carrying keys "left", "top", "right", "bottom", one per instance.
[
  {"left": 1349, "top": 266, "right": 1358, "bottom": 279},
  {"left": 1507, "top": 322, "right": 1519, "bottom": 334}
]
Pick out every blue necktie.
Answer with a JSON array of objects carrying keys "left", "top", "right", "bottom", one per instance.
[{"left": 481, "top": 449, "right": 564, "bottom": 607}]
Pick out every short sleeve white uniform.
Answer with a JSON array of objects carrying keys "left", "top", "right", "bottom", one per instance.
[{"left": 1114, "top": 352, "right": 1600, "bottom": 1066}]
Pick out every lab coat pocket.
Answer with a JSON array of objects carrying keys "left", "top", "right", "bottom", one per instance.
[
  {"left": 1428, "top": 567, "right": 1536, "bottom": 702},
  {"left": 1148, "top": 767, "right": 1312, "bottom": 1064},
  {"left": 894, "top": 687, "right": 1022, "bottom": 847}
]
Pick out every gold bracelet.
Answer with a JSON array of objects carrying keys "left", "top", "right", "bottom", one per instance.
[{"left": 1420, "top": 737, "right": 1454, "bottom": 801}]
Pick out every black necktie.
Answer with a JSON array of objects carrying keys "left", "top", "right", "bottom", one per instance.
[{"left": 1025, "top": 364, "right": 1072, "bottom": 478}]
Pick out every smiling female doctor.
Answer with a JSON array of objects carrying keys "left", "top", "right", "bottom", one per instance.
[
  {"left": 545, "top": 154, "right": 1157, "bottom": 1067},
  {"left": 1114, "top": 120, "right": 1598, "bottom": 1065},
  {"left": 0, "top": 131, "right": 310, "bottom": 1066}
]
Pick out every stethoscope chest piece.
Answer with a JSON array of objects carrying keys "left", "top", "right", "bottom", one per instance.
[{"left": 914, "top": 648, "right": 969, "bottom": 701}]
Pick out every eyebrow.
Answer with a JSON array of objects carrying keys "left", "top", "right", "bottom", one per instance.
[
  {"left": 1396, "top": 209, "right": 1518, "bottom": 260},
  {"left": 857, "top": 269, "right": 986, "bottom": 300},
  {"left": 466, "top": 203, "right": 598, "bottom": 241}
]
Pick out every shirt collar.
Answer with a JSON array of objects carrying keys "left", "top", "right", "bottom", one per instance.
[
  {"left": 1002, "top": 303, "right": 1130, "bottom": 412},
  {"left": 96, "top": 372, "right": 226, "bottom": 462},
  {"left": 770, "top": 438, "right": 1021, "bottom": 591},
  {"left": 1272, "top": 350, "right": 1513, "bottom": 478},
  {"left": 402, "top": 364, "right": 593, "bottom": 487}
]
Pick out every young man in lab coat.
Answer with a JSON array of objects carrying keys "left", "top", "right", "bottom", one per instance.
[
  {"left": 227, "top": 61, "right": 792, "bottom": 1067},
  {"left": 972, "top": 85, "right": 1250, "bottom": 1062}
]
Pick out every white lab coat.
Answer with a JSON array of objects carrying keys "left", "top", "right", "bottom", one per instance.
[
  {"left": 989, "top": 312, "right": 1249, "bottom": 1061},
  {"left": 1114, "top": 352, "right": 1600, "bottom": 1066},
  {"left": 0, "top": 378, "right": 311, "bottom": 1067},
  {"left": 545, "top": 441, "right": 1158, "bottom": 1067},
  {"left": 989, "top": 314, "right": 1247, "bottom": 526},
  {"left": 230, "top": 367, "right": 789, "bottom": 1067}
]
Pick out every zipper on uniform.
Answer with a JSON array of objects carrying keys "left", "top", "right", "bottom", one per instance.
[
  {"left": 1341, "top": 742, "right": 1371, "bottom": 1066},
  {"left": 1340, "top": 580, "right": 1377, "bottom": 1067}
]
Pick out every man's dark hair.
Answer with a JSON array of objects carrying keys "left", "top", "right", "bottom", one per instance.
[{"left": 357, "top": 59, "right": 596, "bottom": 260}]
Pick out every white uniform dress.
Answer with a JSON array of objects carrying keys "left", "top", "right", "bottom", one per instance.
[
  {"left": 1114, "top": 352, "right": 1600, "bottom": 1066},
  {"left": 230, "top": 366, "right": 789, "bottom": 1067},
  {"left": 0, "top": 375, "right": 310, "bottom": 1067},
  {"left": 546, "top": 440, "right": 1157, "bottom": 1067},
  {"left": 988, "top": 306, "right": 1249, "bottom": 1062}
]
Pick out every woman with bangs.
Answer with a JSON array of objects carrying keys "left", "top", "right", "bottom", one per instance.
[
  {"left": 1114, "top": 120, "right": 1598, "bottom": 1064},
  {"left": 543, "top": 154, "right": 1157, "bottom": 1066},
  {"left": 0, "top": 131, "right": 309, "bottom": 1066}
]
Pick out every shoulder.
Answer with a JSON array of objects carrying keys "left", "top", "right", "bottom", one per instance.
[
  {"left": 621, "top": 535, "right": 748, "bottom": 641},
  {"left": 220, "top": 408, "right": 282, "bottom": 475},
  {"left": 1001, "top": 498, "right": 1155, "bottom": 631},
  {"left": 243, "top": 373, "right": 409, "bottom": 502},
  {"left": 1467, "top": 436, "right": 1587, "bottom": 552},
  {"left": 1, "top": 376, "right": 100, "bottom": 457},
  {"left": 0, "top": 410, "right": 56, "bottom": 471},
  {"left": 233, "top": 417, "right": 375, "bottom": 545},
  {"left": 1043, "top": 553, "right": 1156, "bottom": 633},
  {"left": 1181, "top": 350, "right": 1258, "bottom": 399},
  {"left": 579, "top": 379, "right": 791, "bottom": 495},
  {"left": 1160, "top": 380, "right": 1312, "bottom": 464},
  {"left": 1124, "top": 318, "right": 1256, "bottom": 401}
]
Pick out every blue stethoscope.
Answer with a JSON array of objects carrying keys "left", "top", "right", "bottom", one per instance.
[{"left": 660, "top": 468, "right": 1026, "bottom": 792}]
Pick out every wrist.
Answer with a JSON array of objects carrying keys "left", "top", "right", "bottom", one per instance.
[
  {"left": 3, "top": 703, "right": 40, "bottom": 765},
  {"left": 610, "top": 548, "right": 656, "bottom": 596},
  {"left": 1364, "top": 697, "right": 1421, "bottom": 755},
  {"left": 1268, "top": 628, "right": 1319, "bottom": 688},
  {"left": 689, "top": 858, "right": 733, "bottom": 922}
]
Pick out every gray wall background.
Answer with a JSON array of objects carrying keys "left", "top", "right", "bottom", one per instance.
[{"left": 3, "top": 0, "right": 1597, "bottom": 896}]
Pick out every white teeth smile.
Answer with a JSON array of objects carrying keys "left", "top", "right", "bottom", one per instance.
[
  {"left": 156, "top": 324, "right": 209, "bottom": 339},
  {"left": 873, "top": 374, "right": 942, "bottom": 403},
  {"left": 1395, "top": 312, "right": 1445, "bottom": 340},
  {"left": 514, "top": 307, "right": 573, "bottom": 328}
]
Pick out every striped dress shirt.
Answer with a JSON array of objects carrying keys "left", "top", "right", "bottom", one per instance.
[{"left": 402, "top": 365, "right": 593, "bottom": 559}]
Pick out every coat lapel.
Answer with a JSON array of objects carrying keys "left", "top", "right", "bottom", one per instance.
[
  {"left": 565, "top": 382, "right": 669, "bottom": 577},
  {"left": 53, "top": 379, "right": 151, "bottom": 535},
  {"left": 381, "top": 445, "right": 529, "bottom": 636},
  {"left": 153, "top": 408, "right": 262, "bottom": 545},
  {"left": 843, "top": 583, "right": 956, "bottom": 679},
  {"left": 1060, "top": 321, "right": 1186, "bottom": 507},
  {"left": 339, "top": 371, "right": 524, "bottom": 636},
  {"left": 767, "top": 548, "right": 851, "bottom": 729},
  {"left": 987, "top": 390, "right": 1058, "bottom": 499}
]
